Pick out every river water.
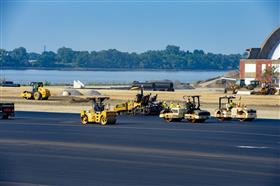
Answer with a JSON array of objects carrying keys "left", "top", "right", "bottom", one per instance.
[{"left": 0, "top": 69, "right": 226, "bottom": 84}]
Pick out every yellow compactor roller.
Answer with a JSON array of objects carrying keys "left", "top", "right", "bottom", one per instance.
[
  {"left": 160, "top": 96, "right": 210, "bottom": 123},
  {"left": 80, "top": 96, "right": 117, "bottom": 125},
  {"left": 214, "top": 96, "right": 256, "bottom": 122},
  {"left": 21, "top": 82, "right": 51, "bottom": 100}
]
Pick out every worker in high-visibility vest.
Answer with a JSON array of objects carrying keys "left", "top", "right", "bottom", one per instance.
[
  {"left": 169, "top": 102, "right": 175, "bottom": 108},
  {"left": 176, "top": 103, "right": 181, "bottom": 108},
  {"left": 162, "top": 101, "right": 168, "bottom": 109}
]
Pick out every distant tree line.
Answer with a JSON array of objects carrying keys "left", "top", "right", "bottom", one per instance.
[{"left": 0, "top": 45, "right": 242, "bottom": 70}]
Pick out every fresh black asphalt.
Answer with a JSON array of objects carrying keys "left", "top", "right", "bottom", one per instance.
[{"left": 0, "top": 111, "right": 279, "bottom": 186}]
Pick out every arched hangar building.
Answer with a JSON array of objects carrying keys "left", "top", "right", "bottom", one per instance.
[{"left": 240, "top": 26, "right": 280, "bottom": 87}]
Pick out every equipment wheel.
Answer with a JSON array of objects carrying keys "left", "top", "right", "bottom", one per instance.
[
  {"left": 100, "top": 116, "right": 108, "bottom": 125},
  {"left": 81, "top": 115, "right": 88, "bottom": 125},
  {"left": 34, "top": 92, "right": 42, "bottom": 100},
  {"left": 164, "top": 117, "right": 173, "bottom": 122},
  {"left": 239, "top": 112, "right": 247, "bottom": 122}
]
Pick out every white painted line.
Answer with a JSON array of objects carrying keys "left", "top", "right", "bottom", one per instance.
[{"left": 236, "top": 145, "right": 271, "bottom": 149}]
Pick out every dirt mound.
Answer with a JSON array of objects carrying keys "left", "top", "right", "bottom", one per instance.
[
  {"left": 82, "top": 89, "right": 102, "bottom": 96},
  {"left": 61, "top": 88, "right": 83, "bottom": 96}
]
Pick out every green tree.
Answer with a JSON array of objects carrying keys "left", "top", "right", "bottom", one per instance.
[
  {"left": 262, "top": 66, "right": 279, "bottom": 82},
  {"left": 38, "top": 51, "right": 57, "bottom": 67},
  {"left": 57, "top": 47, "right": 74, "bottom": 65}
]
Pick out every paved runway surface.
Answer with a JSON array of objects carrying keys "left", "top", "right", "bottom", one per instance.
[{"left": 0, "top": 111, "right": 279, "bottom": 186}]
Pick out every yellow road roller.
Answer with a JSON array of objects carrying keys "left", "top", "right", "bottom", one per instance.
[
  {"left": 80, "top": 96, "right": 117, "bottom": 125},
  {"left": 21, "top": 82, "right": 51, "bottom": 100},
  {"left": 214, "top": 96, "right": 257, "bottom": 122}
]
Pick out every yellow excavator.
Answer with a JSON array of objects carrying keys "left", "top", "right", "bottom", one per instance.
[
  {"left": 80, "top": 96, "right": 117, "bottom": 125},
  {"left": 21, "top": 82, "right": 51, "bottom": 100}
]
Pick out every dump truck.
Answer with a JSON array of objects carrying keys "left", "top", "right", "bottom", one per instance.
[
  {"left": 214, "top": 96, "right": 256, "bottom": 121},
  {"left": 114, "top": 88, "right": 163, "bottom": 115},
  {"left": 80, "top": 96, "right": 117, "bottom": 125},
  {"left": 21, "top": 82, "right": 51, "bottom": 100},
  {"left": 160, "top": 95, "right": 210, "bottom": 123},
  {"left": 0, "top": 103, "right": 15, "bottom": 119}
]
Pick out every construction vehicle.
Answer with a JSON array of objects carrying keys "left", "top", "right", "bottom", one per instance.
[
  {"left": 80, "top": 96, "right": 117, "bottom": 125},
  {"left": 159, "top": 95, "right": 210, "bottom": 123},
  {"left": 229, "top": 79, "right": 277, "bottom": 95},
  {"left": 0, "top": 103, "right": 15, "bottom": 119},
  {"left": 114, "top": 88, "right": 163, "bottom": 115},
  {"left": 131, "top": 80, "right": 174, "bottom": 91},
  {"left": 159, "top": 107, "right": 186, "bottom": 122},
  {"left": 259, "top": 83, "right": 277, "bottom": 95},
  {"left": 21, "top": 82, "right": 51, "bottom": 100},
  {"left": 228, "top": 79, "right": 260, "bottom": 94},
  {"left": 214, "top": 96, "right": 256, "bottom": 121}
]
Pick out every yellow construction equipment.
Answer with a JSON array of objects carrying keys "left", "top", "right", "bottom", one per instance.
[
  {"left": 214, "top": 96, "right": 256, "bottom": 122},
  {"left": 160, "top": 96, "right": 210, "bottom": 123},
  {"left": 80, "top": 96, "right": 117, "bottom": 125},
  {"left": 21, "top": 82, "right": 51, "bottom": 100},
  {"left": 114, "top": 87, "right": 163, "bottom": 115}
]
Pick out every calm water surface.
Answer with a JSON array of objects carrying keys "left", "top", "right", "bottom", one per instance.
[{"left": 1, "top": 70, "right": 226, "bottom": 84}]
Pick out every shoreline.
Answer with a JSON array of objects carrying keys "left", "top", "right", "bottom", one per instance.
[{"left": 1, "top": 67, "right": 231, "bottom": 72}]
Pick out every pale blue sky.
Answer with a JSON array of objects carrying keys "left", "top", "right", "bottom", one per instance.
[{"left": 1, "top": 0, "right": 279, "bottom": 54}]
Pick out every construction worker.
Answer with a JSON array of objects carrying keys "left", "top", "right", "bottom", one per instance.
[
  {"left": 176, "top": 102, "right": 181, "bottom": 108},
  {"left": 228, "top": 99, "right": 235, "bottom": 110},
  {"left": 169, "top": 102, "right": 175, "bottom": 108},
  {"left": 92, "top": 100, "right": 100, "bottom": 111},
  {"left": 162, "top": 101, "right": 168, "bottom": 109},
  {"left": 186, "top": 98, "right": 193, "bottom": 111}
]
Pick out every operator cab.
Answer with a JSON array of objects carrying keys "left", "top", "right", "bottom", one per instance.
[
  {"left": 88, "top": 96, "right": 110, "bottom": 113},
  {"left": 219, "top": 96, "right": 236, "bottom": 111},
  {"left": 183, "top": 95, "right": 201, "bottom": 112}
]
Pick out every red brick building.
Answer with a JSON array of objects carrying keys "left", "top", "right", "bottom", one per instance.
[{"left": 240, "top": 26, "right": 280, "bottom": 86}]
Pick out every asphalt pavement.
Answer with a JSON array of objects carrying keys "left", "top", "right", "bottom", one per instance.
[{"left": 0, "top": 111, "right": 279, "bottom": 186}]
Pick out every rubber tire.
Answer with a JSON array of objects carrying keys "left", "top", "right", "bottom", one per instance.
[
  {"left": 81, "top": 115, "right": 88, "bottom": 125},
  {"left": 34, "top": 92, "right": 42, "bottom": 100},
  {"left": 239, "top": 112, "right": 247, "bottom": 122}
]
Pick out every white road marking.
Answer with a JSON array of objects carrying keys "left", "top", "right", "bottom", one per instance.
[{"left": 237, "top": 145, "right": 271, "bottom": 149}]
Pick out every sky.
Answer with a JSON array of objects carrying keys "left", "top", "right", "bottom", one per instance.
[{"left": 0, "top": 0, "right": 279, "bottom": 54}]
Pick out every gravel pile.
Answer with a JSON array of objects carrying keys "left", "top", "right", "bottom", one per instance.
[
  {"left": 61, "top": 88, "right": 83, "bottom": 96},
  {"left": 82, "top": 90, "right": 102, "bottom": 96}
]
